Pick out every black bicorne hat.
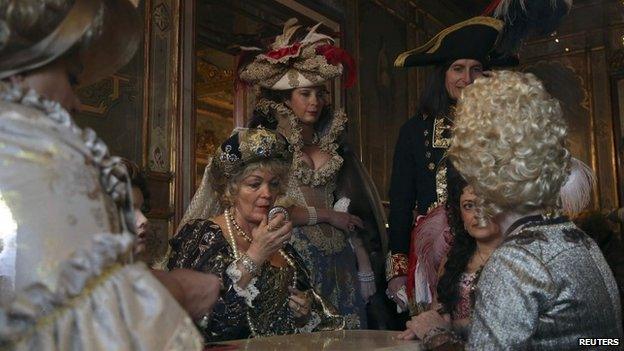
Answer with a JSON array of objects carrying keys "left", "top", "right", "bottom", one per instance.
[{"left": 394, "top": 16, "right": 518, "bottom": 68}]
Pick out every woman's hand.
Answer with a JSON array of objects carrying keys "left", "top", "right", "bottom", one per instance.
[
  {"left": 358, "top": 270, "right": 376, "bottom": 303},
  {"left": 328, "top": 211, "right": 364, "bottom": 232},
  {"left": 397, "top": 310, "right": 451, "bottom": 340},
  {"left": 151, "top": 269, "right": 222, "bottom": 320},
  {"left": 246, "top": 213, "right": 292, "bottom": 264},
  {"left": 386, "top": 275, "right": 408, "bottom": 309},
  {"left": 288, "top": 287, "right": 311, "bottom": 319}
]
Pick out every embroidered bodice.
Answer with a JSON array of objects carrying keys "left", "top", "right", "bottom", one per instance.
[
  {"left": 452, "top": 272, "right": 477, "bottom": 321},
  {"left": 167, "top": 219, "right": 344, "bottom": 342}
]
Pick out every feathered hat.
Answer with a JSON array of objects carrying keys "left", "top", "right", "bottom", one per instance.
[
  {"left": 238, "top": 18, "right": 355, "bottom": 90},
  {"left": 0, "top": 0, "right": 140, "bottom": 86},
  {"left": 395, "top": 16, "right": 518, "bottom": 68},
  {"left": 484, "top": 0, "right": 573, "bottom": 53}
]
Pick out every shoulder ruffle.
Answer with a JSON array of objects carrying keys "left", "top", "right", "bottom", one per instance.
[
  {"left": 0, "top": 232, "right": 203, "bottom": 350},
  {"left": 0, "top": 81, "right": 135, "bottom": 234}
]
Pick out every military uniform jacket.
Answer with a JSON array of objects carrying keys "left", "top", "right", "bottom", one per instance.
[{"left": 387, "top": 113, "right": 452, "bottom": 277}]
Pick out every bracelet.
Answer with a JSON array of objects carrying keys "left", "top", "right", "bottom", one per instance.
[
  {"left": 357, "top": 271, "right": 375, "bottom": 282},
  {"left": 238, "top": 254, "right": 261, "bottom": 276},
  {"left": 306, "top": 206, "right": 318, "bottom": 226},
  {"left": 269, "top": 206, "right": 290, "bottom": 222}
]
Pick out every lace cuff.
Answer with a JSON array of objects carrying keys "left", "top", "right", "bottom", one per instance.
[
  {"left": 297, "top": 312, "right": 322, "bottom": 334},
  {"left": 226, "top": 261, "right": 259, "bottom": 307}
]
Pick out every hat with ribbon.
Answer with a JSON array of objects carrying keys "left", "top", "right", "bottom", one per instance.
[{"left": 238, "top": 18, "right": 355, "bottom": 90}]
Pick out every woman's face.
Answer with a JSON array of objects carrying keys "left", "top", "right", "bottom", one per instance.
[
  {"left": 459, "top": 186, "right": 500, "bottom": 241},
  {"left": 132, "top": 186, "right": 149, "bottom": 254},
  {"left": 445, "top": 59, "right": 484, "bottom": 100},
  {"left": 21, "top": 58, "right": 82, "bottom": 113},
  {"left": 286, "top": 86, "right": 328, "bottom": 125},
  {"left": 234, "top": 169, "right": 281, "bottom": 225}
]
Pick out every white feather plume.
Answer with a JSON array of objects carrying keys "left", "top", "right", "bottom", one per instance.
[{"left": 560, "top": 157, "right": 595, "bottom": 216}]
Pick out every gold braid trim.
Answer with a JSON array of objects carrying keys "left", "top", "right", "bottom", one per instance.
[
  {"left": 385, "top": 252, "right": 409, "bottom": 281},
  {"left": 394, "top": 16, "right": 503, "bottom": 67}
]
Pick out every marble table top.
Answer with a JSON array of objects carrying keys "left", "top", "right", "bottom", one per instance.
[{"left": 205, "top": 330, "right": 422, "bottom": 351}]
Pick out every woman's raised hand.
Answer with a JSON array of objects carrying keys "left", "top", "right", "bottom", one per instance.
[
  {"left": 247, "top": 213, "right": 292, "bottom": 263},
  {"left": 328, "top": 211, "right": 364, "bottom": 232}
]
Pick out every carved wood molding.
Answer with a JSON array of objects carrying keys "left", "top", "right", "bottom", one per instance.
[
  {"left": 77, "top": 74, "right": 131, "bottom": 116},
  {"left": 609, "top": 48, "right": 624, "bottom": 73}
]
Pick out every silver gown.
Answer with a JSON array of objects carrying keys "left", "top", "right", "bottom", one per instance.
[
  {"left": 0, "top": 81, "right": 202, "bottom": 350},
  {"left": 468, "top": 215, "right": 623, "bottom": 350}
]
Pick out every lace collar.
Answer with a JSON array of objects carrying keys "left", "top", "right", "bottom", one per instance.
[{"left": 256, "top": 98, "right": 347, "bottom": 187}]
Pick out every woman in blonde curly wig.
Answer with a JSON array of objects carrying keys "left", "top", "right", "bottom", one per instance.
[
  {"left": 405, "top": 70, "right": 622, "bottom": 350},
  {"left": 449, "top": 70, "right": 570, "bottom": 218}
]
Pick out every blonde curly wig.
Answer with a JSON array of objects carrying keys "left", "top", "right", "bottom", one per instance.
[{"left": 448, "top": 70, "right": 570, "bottom": 217}]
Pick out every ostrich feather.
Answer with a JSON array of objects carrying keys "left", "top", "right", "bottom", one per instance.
[
  {"left": 407, "top": 205, "right": 453, "bottom": 304},
  {"left": 483, "top": 0, "right": 573, "bottom": 53},
  {"left": 560, "top": 157, "right": 595, "bottom": 217}
]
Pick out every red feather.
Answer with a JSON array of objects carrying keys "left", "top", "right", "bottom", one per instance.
[
  {"left": 265, "top": 43, "right": 302, "bottom": 60},
  {"left": 483, "top": 0, "right": 504, "bottom": 15},
  {"left": 406, "top": 205, "right": 454, "bottom": 303},
  {"left": 315, "top": 44, "right": 357, "bottom": 88}
]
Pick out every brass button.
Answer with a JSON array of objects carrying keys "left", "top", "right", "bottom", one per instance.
[
  {"left": 425, "top": 151, "right": 431, "bottom": 158},
  {"left": 428, "top": 162, "right": 435, "bottom": 171}
]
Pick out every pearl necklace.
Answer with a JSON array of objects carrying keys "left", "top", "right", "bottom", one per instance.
[{"left": 224, "top": 208, "right": 297, "bottom": 337}]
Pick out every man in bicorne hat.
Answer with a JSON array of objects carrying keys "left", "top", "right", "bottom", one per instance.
[
  {"left": 385, "top": 16, "right": 518, "bottom": 312},
  {"left": 0, "top": 1, "right": 218, "bottom": 348}
]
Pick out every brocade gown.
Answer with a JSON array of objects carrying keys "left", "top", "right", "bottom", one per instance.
[
  {"left": 168, "top": 219, "right": 344, "bottom": 342},
  {"left": 280, "top": 109, "right": 367, "bottom": 329}
]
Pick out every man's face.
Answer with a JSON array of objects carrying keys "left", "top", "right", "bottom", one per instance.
[{"left": 445, "top": 59, "right": 484, "bottom": 100}]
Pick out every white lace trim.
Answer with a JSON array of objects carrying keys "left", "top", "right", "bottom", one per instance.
[
  {"left": 226, "top": 261, "right": 260, "bottom": 307},
  {"left": 297, "top": 311, "right": 322, "bottom": 334},
  {"left": 333, "top": 197, "right": 350, "bottom": 212}
]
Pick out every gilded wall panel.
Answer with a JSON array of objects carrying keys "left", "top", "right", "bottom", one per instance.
[
  {"left": 589, "top": 49, "right": 619, "bottom": 209},
  {"left": 357, "top": 0, "right": 408, "bottom": 202},
  {"left": 146, "top": 0, "right": 178, "bottom": 173}
]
